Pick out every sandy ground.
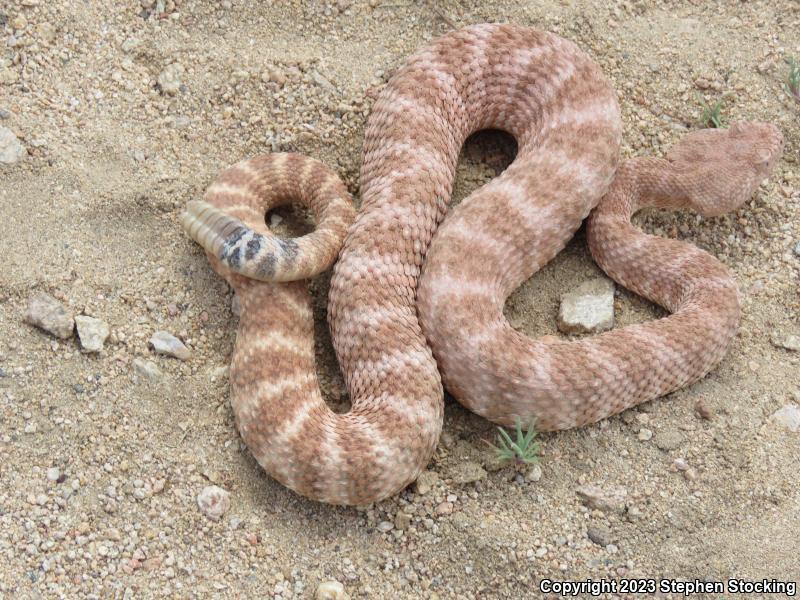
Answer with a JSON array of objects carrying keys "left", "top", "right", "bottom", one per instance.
[{"left": 1, "top": 1, "right": 799, "bottom": 598}]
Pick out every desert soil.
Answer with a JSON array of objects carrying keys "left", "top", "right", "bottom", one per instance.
[{"left": 1, "top": 0, "right": 798, "bottom": 599}]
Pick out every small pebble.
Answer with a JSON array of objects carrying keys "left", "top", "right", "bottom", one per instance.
[
  {"left": 0, "top": 126, "right": 26, "bottom": 164},
  {"left": 376, "top": 521, "right": 394, "bottom": 533},
  {"left": 587, "top": 524, "right": 614, "bottom": 547},
  {"left": 150, "top": 330, "right": 190, "bottom": 360},
  {"left": 557, "top": 277, "right": 615, "bottom": 334},
  {"left": 769, "top": 404, "right": 800, "bottom": 433},
  {"left": 132, "top": 358, "right": 162, "bottom": 381},
  {"left": 24, "top": 293, "right": 74, "bottom": 339},
  {"left": 74, "top": 315, "right": 110, "bottom": 352},
  {"left": 315, "top": 580, "right": 349, "bottom": 600},
  {"left": 413, "top": 470, "right": 438, "bottom": 495},
  {"left": 525, "top": 464, "right": 542, "bottom": 482},
  {"left": 435, "top": 501, "right": 454, "bottom": 516},
  {"left": 394, "top": 511, "right": 412, "bottom": 530},
  {"left": 695, "top": 400, "right": 713, "bottom": 420},
  {"left": 770, "top": 332, "right": 800, "bottom": 352},
  {"left": 46, "top": 467, "right": 61, "bottom": 482},
  {"left": 576, "top": 484, "right": 628, "bottom": 514},
  {"left": 637, "top": 428, "right": 653, "bottom": 441},
  {"left": 197, "top": 485, "right": 230, "bottom": 521},
  {"left": 653, "top": 429, "right": 683, "bottom": 451},
  {"left": 158, "top": 63, "right": 185, "bottom": 95}
]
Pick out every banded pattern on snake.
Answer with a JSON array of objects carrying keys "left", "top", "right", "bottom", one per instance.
[{"left": 182, "top": 24, "right": 782, "bottom": 505}]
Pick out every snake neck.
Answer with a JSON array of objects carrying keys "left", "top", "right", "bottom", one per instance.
[{"left": 587, "top": 157, "right": 740, "bottom": 317}]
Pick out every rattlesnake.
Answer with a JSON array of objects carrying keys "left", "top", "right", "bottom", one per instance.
[{"left": 181, "top": 24, "right": 783, "bottom": 505}]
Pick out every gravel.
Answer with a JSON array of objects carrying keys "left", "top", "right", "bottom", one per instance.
[{"left": 1, "top": 0, "right": 798, "bottom": 596}]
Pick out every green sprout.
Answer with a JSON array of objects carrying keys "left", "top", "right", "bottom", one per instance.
[
  {"left": 785, "top": 57, "right": 800, "bottom": 103},
  {"left": 697, "top": 94, "right": 726, "bottom": 128},
  {"left": 491, "top": 418, "right": 542, "bottom": 466}
]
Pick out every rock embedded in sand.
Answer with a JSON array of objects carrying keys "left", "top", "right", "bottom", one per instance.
[
  {"left": 587, "top": 524, "right": 614, "bottom": 547},
  {"left": 0, "top": 126, "right": 26, "bottom": 164},
  {"left": 413, "top": 470, "right": 438, "bottom": 495},
  {"left": 770, "top": 331, "right": 800, "bottom": 352},
  {"left": 576, "top": 484, "right": 628, "bottom": 514},
  {"left": 448, "top": 461, "right": 487, "bottom": 485},
  {"left": 157, "top": 63, "right": 185, "bottom": 95},
  {"left": 24, "top": 293, "right": 74, "bottom": 339},
  {"left": 315, "top": 580, "right": 349, "bottom": 600},
  {"left": 132, "top": 358, "right": 162, "bottom": 382},
  {"left": 769, "top": 404, "right": 800, "bottom": 433},
  {"left": 75, "top": 316, "right": 110, "bottom": 352},
  {"left": 150, "top": 330, "right": 190, "bottom": 360},
  {"left": 197, "top": 485, "right": 230, "bottom": 521},
  {"left": 557, "top": 277, "right": 615, "bottom": 334}
]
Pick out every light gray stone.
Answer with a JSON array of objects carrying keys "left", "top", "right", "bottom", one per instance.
[
  {"left": 653, "top": 428, "right": 683, "bottom": 451},
  {"left": 769, "top": 404, "right": 800, "bottom": 433},
  {"left": 0, "top": 127, "right": 26, "bottom": 164},
  {"left": 197, "top": 485, "right": 230, "bottom": 521},
  {"left": 558, "top": 277, "right": 615, "bottom": 334},
  {"left": 150, "top": 330, "right": 190, "bottom": 360},
  {"left": 315, "top": 580, "right": 349, "bottom": 600},
  {"left": 75, "top": 315, "right": 110, "bottom": 352},
  {"left": 157, "top": 63, "right": 184, "bottom": 95},
  {"left": 771, "top": 332, "right": 800, "bottom": 352},
  {"left": 24, "top": 293, "right": 74, "bottom": 339},
  {"left": 132, "top": 358, "right": 162, "bottom": 382},
  {"left": 587, "top": 524, "right": 614, "bottom": 547}
]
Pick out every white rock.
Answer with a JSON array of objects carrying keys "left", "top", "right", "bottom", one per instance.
[
  {"left": 150, "top": 330, "right": 190, "bottom": 360},
  {"left": 46, "top": 467, "right": 61, "bottom": 481},
  {"left": 376, "top": 521, "right": 394, "bottom": 533},
  {"left": 771, "top": 332, "right": 800, "bottom": 352},
  {"left": 132, "top": 358, "right": 162, "bottom": 382},
  {"left": 638, "top": 428, "right": 653, "bottom": 441},
  {"left": 557, "top": 277, "right": 615, "bottom": 334},
  {"left": 525, "top": 464, "right": 543, "bottom": 482},
  {"left": 75, "top": 316, "right": 110, "bottom": 352},
  {"left": 158, "top": 63, "right": 184, "bottom": 95},
  {"left": 315, "top": 580, "right": 349, "bottom": 600},
  {"left": 769, "top": 404, "right": 800, "bottom": 433},
  {"left": 197, "top": 485, "right": 230, "bottom": 521},
  {"left": 0, "top": 126, "right": 26, "bottom": 164},
  {"left": 24, "top": 293, "right": 74, "bottom": 339}
]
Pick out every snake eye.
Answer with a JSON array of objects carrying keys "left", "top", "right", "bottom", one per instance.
[{"left": 756, "top": 148, "right": 773, "bottom": 168}]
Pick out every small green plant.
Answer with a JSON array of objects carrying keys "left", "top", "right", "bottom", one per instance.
[
  {"left": 785, "top": 57, "right": 800, "bottom": 103},
  {"left": 698, "top": 94, "right": 726, "bottom": 128},
  {"left": 491, "top": 418, "right": 541, "bottom": 466}
]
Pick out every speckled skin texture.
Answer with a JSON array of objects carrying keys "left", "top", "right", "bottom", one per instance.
[
  {"left": 181, "top": 24, "right": 783, "bottom": 505},
  {"left": 418, "top": 123, "right": 783, "bottom": 431}
]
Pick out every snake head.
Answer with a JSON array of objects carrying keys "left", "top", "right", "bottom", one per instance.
[{"left": 667, "top": 121, "right": 784, "bottom": 217}]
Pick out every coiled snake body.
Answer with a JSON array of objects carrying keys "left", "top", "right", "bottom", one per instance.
[{"left": 182, "top": 24, "right": 783, "bottom": 505}]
